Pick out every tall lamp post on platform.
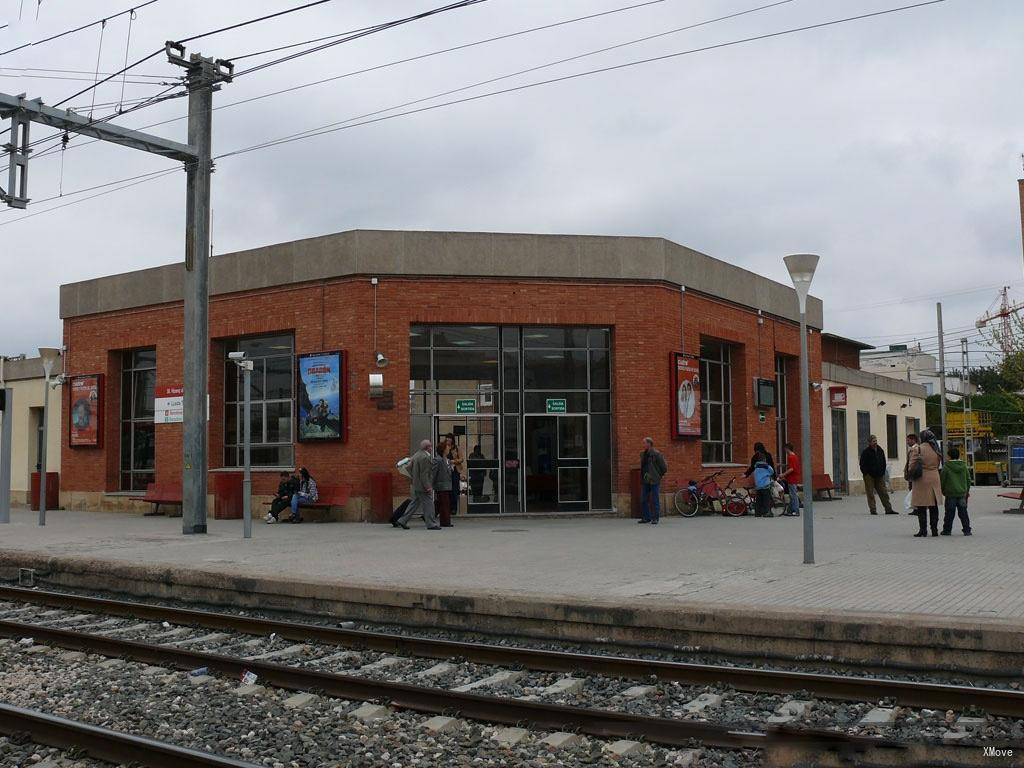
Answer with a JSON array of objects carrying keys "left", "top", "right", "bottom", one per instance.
[
  {"left": 37, "top": 346, "right": 62, "bottom": 527},
  {"left": 784, "top": 254, "right": 819, "bottom": 566},
  {"left": 228, "top": 351, "right": 253, "bottom": 539}
]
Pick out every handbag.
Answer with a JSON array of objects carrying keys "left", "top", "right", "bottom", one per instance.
[{"left": 905, "top": 456, "right": 923, "bottom": 482}]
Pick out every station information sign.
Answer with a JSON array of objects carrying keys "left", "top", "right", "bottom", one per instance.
[
  {"left": 456, "top": 399, "right": 477, "bottom": 414},
  {"left": 546, "top": 398, "right": 567, "bottom": 414}
]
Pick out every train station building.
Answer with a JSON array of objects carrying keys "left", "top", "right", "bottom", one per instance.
[{"left": 57, "top": 229, "right": 824, "bottom": 518}]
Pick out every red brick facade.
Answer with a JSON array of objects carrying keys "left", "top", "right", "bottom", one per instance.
[{"left": 61, "top": 276, "right": 823, "bottom": 512}]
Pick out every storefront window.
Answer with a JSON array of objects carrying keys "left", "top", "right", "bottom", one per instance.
[
  {"left": 410, "top": 324, "right": 612, "bottom": 513},
  {"left": 120, "top": 348, "right": 156, "bottom": 491},
  {"left": 700, "top": 342, "right": 733, "bottom": 463},
  {"left": 775, "top": 355, "right": 788, "bottom": 463},
  {"left": 224, "top": 334, "right": 294, "bottom": 467}
]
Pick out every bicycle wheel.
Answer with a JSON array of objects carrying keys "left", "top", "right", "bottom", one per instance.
[
  {"left": 675, "top": 488, "right": 699, "bottom": 517},
  {"left": 724, "top": 493, "right": 747, "bottom": 517}
]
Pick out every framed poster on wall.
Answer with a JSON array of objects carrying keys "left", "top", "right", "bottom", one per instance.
[
  {"left": 69, "top": 373, "right": 103, "bottom": 447},
  {"left": 672, "top": 352, "right": 701, "bottom": 438},
  {"left": 296, "top": 351, "right": 346, "bottom": 442}
]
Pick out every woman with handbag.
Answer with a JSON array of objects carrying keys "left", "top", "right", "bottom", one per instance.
[{"left": 906, "top": 430, "right": 943, "bottom": 537}]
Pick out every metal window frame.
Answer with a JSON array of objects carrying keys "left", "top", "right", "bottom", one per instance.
[
  {"left": 223, "top": 336, "right": 295, "bottom": 468},
  {"left": 119, "top": 348, "right": 156, "bottom": 491},
  {"left": 700, "top": 343, "right": 733, "bottom": 464}
]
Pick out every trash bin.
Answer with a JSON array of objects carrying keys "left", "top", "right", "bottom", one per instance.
[
  {"left": 369, "top": 471, "right": 393, "bottom": 523},
  {"left": 629, "top": 468, "right": 642, "bottom": 518},
  {"left": 30, "top": 472, "right": 60, "bottom": 511},
  {"left": 212, "top": 472, "right": 243, "bottom": 520}
]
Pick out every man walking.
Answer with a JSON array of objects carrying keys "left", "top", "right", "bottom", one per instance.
[
  {"left": 396, "top": 439, "right": 441, "bottom": 530},
  {"left": 859, "top": 435, "right": 896, "bottom": 515},
  {"left": 639, "top": 437, "right": 668, "bottom": 525}
]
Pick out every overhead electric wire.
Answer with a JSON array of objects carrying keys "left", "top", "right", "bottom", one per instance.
[
  {"left": 231, "top": 0, "right": 490, "bottom": 79},
  {"left": 0, "top": 0, "right": 159, "bottom": 58},
  {"left": 830, "top": 279, "right": 1024, "bottom": 313},
  {"left": 219, "top": 0, "right": 949, "bottom": 161},
  {"left": 0, "top": 0, "right": 950, "bottom": 229},
  {"left": 227, "top": 0, "right": 665, "bottom": 63},
  {"left": 175, "top": 0, "right": 336, "bottom": 45}
]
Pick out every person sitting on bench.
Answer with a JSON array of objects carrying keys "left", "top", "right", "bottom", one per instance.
[
  {"left": 266, "top": 470, "right": 297, "bottom": 524},
  {"left": 289, "top": 467, "right": 318, "bottom": 524}
]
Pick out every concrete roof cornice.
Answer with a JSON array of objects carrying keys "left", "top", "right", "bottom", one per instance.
[
  {"left": 59, "top": 229, "right": 823, "bottom": 327},
  {"left": 823, "top": 361, "right": 928, "bottom": 400}
]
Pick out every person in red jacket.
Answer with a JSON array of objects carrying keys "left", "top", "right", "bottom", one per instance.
[{"left": 780, "top": 443, "right": 801, "bottom": 517}]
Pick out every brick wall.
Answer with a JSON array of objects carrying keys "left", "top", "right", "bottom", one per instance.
[{"left": 61, "top": 276, "right": 823, "bottom": 510}]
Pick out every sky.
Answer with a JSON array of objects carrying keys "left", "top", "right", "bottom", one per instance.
[{"left": 1, "top": 0, "right": 1021, "bottom": 365}]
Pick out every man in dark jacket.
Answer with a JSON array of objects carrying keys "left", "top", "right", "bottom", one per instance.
[
  {"left": 639, "top": 437, "right": 668, "bottom": 525},
  {"left": 266, "top": 470, "right": 297, "bottom": 523},
  {"left": 859, "top": 435, "right": 895, "bottom": 515}
]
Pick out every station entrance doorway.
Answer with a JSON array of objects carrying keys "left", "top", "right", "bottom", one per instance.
[
  {"left": 434, "top": 414, "right": 500, "bottom": 514},
  {"left": 524, "top": 414, "right": 589, "bottom": 512}
]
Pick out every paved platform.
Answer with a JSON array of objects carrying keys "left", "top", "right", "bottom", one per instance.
[{"left": 0, "top": 486, "right": 1019, "bottom": 623}]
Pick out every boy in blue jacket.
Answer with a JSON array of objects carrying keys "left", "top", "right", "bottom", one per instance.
[{"left": 753, "top": 451, "right": 775, "bottom": 518}]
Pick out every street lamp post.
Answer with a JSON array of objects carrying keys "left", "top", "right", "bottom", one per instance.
[
  {"left": 229, "top": 352, "right": 253, "bottom": 539},
  {"left": 37, "top": 347, "right": 62, "bottom": 527},
  {"left": 784, "top": 254, "right": 819, "bottom": 566}
]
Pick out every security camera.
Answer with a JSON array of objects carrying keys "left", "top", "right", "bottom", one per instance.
[
  {"left": 375, "top": 352, "right": 388, "bottom": 368},
  {"left": 228, "top": 351, "right": 247, "bottom": 361}
]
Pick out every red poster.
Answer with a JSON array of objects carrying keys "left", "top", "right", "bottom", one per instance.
[
  {"left": 673, "top": 353, "right": 701, "bottom": 438},
  {"left": 829, "top": 386, "right": 848, "bottom": 408},
  {"left": 69, "top": 374, "right": 103, "bottom": 447}
]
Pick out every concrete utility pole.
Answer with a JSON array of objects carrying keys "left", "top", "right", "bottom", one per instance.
[
  {"left": 1, "top": 43, "right": 232, "bottom": 536},
  {"left": 0, "top": 386, "right": 11, "bottom": 525},
  {"left": 936, "top": 303, "right": 948, "bottom": 443}
]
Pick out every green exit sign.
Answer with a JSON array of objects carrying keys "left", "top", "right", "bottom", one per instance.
[
  {"left": 456, "top": 399, "right": 477, "bottom": 414},
  {"left": 546, "top": 398, "right": 567, "bottom": 414}
]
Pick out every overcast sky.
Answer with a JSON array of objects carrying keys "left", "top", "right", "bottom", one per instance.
[{"left": 1, "top": 0, "right": 1021, "bottom": 363}]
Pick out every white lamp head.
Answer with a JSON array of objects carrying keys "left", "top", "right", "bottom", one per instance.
[
  {"left": 38, "top": 347, "right": 61, "bottom": 378},
  {"left": 784, "top": 253, "right": 820, "bottom": 313}
]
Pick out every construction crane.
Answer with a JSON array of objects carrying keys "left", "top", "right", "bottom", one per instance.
[{"left": 976, "top": 287, "right": 1024, "bottom": 354}]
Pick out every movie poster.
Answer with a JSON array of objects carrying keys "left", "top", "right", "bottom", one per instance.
[
  {"left": 673, "top": 353, "right": 701, "bottom": 438},
  {"left": 69, "top": 374, "right": 103, "bottom": 447},
  {"left": 297, "top": 351, "right": 345, "bottom": 442}
]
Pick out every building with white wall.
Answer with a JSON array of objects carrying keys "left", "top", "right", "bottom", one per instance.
[
  {"left": 860, "top": 344, "right": 974, "bottom": 401},
  {"left": 822, "top": 335, "right": 927, "bottom": 495},
  {"left": 1, "top": 356, "right": 62, "bottom": 506}
]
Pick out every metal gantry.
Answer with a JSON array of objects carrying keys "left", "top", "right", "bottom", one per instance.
[{"left": 1, "top": 43, "right": 234, "bottom": 535}]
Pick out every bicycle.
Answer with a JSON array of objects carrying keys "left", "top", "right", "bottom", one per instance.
[{"left": 674, "top": 470, "right": 747, "bottom": 518}]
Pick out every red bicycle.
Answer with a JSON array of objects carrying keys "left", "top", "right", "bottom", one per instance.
[{"left": 675, "top": 471, "right": 747, "bottom": 517}]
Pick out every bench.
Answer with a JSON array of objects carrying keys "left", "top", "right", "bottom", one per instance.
[
  {"left": 265, "top": 483, "right": 352, "bottom": 522},
  {"left": 811, "top": 473, "right": 836, "bottom": 500},
  {"left": 997, "top": 488, "right": 1024, "bottom": 514},
  {"left": 129, "top": 482, "right": 183, "bottom": 517}
]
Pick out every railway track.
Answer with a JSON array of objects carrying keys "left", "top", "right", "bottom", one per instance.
[{"left": 0, "top": 586, "right": 1020, "bottom": 767}]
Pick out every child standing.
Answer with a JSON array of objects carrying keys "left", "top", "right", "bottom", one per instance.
[
  {"left": 940, "top": 447, "right": 972, "bottom": 536},
  {"left": 753, "top": 451, "right": 776, "bottom": 518}
]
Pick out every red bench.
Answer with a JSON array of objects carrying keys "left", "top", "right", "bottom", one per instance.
[
  {"left": 264, "top": 483, "right": 352, "bottom": 522},
  {"left": 998, "top": 489, "right": 1024, "bottom": 514},
  {"left": 811, "top": 473, "right": 836, "bottom": 500},
  {"left": 129, "top": 482, "right": 183, "bottom": 517}
]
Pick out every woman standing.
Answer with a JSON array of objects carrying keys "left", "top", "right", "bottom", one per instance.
[
  {"left": 907, "top": 430, "right": 943, "bottom": 537},
  {"left": 444, "top": 432, "right": 464, "bottom": 518}
]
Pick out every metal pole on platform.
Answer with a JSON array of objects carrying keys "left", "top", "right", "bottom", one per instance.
[
  {"left": 242, "top": 361, "right": 252, "bottom": 539},
  {"left": 936, "top": 303, "right": 948, "bottom": 444},
  {"left": 36, "top": 347, "right": 61, "bottom": 527},
  {"left": 0, "top": 387, "right": 11, "bottom": 524},
  {"left": 785, "top": 254, "right": 820, "bottom": 566}
]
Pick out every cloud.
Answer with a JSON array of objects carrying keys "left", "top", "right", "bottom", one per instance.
[{"left": 1, "top": 0, "right": 1022, "bottom": 358}]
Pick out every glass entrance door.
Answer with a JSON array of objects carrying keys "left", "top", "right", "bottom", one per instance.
[
  {"left": 435, "top": 415, "right": 500, "bottom": 514},
  {"left": 524, "top": 414, "right": 590, "bottom": 512}
]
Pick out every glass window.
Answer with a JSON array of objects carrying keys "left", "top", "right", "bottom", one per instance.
[
  {"left": 431, "top": 325, "right": 499, "bottom": 349},
  {"left": 523, "top": 326, "right": 588, "bottom": 348},
  {"left": 590, "top": 391, "right": 611, "bottom": 413},
  {"left": 523, "top": 349, "right": 588, "bottom": 390},
  {"left": 502, "top": 351, "right": 520, "bottom": 390},
  {"left": 700, "top": 341, "right": 733, "bottom": 463},
  {"left": 433, "top": 349, "right": 498, "bottom": 391},
  {"left": 589, "top": 349, "right": 610, "bottom": 390},
  {"left": 775, "top": 355, "right": 788, "bottom": 463},
  {"left": 887, "top": 415, "right": 899, "bottom": 458},
  {"left": 590, "top": 414, "right": 612, "bottom": 509},
  {"left": 224, "top": 334, "right": 294, "bottom": 467},
  {"left": 502, "top": 326, "right": 520, "bottom": 349},
  {"left": 410, "top": 325, "right": 430, "bottom": 348},
  {"left": 120, "top": 348, "right": 156, "bottom": 491},
  {"left": 588, "top": 328, "right": 610, "bottom": 349},
  {"left": 409, "top": 349, "right": 431, "bottom": 386},
  {"left": 503, "top": 415, "right": 521, "bottom": 512}
]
